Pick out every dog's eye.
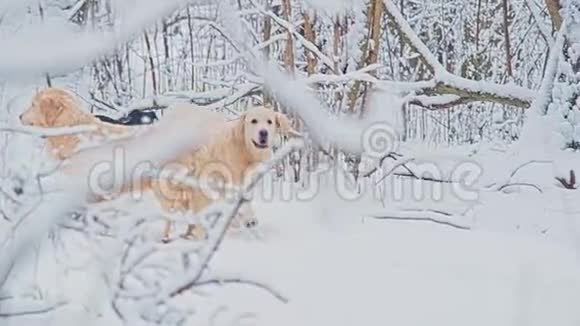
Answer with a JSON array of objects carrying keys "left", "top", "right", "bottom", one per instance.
[
  {"left": 267, "top": 119, "right": 272, "bottom": 125},
  {"left": 251, "top": 119, "right": 258, "bottom": 124}
]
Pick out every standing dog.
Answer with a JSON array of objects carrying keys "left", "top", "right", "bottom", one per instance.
[{"left": 156, "top": 106, "right": 300, "bottom": 241}]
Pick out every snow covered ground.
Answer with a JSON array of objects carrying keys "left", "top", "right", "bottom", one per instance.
[{"left": 3, "top": 152, "right": 580, "bottom": 326}]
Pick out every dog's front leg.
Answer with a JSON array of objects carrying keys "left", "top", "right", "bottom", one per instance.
[{"left": 162, "top": 220, "right": 173, "bottom": 243}]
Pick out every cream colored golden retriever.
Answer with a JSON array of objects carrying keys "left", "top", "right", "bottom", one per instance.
[
  {"left": 19, "top": 87, "right": 134, "bottom": 160},
  {"left": 20, "top": 87, "right": 300, "bottom": 242},
  {"left": 156, "top": 106, "right": 300, "bottom": 241}
]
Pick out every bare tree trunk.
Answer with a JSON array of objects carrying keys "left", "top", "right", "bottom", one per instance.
[
  {"left": 303, "top": 11, "right": 318, "bottom": 75},
  {"left": 501, "top": 0, "right": 513, "bottom": 78},
  {"left": 162, "top": 19, "right": 172, "bottom": 91},
  {"left": 347, "top": 0, "right": 384, "bottom": 113},
  {"left": 399, "top": 0, "right": 404, "bottom": 60},
  {"left": 37, "top": 2, "right": 52, "bottom": 87},
  {"left": 545, "top": 0, "right": 562, "bottom": 30},
  {"left": 300, "top": 10, "right": 318, "bottom": 178},
  {"left": 125, "top": 46, "right": 132, "bottom": 96},
  {"left": 262, "top": 0, "right": 273, "bottom": 106},
  {"left": 475, "top": 0, "right": 482, "bottom": 52},
  {"left": 143, "top": 32, "right": 158, "bottom": 96},
  {"left": 153, "top": 26, "right": 163, "bottom": 93},
  {"left": 186, "top": 6, "right": 196, "bottom": 90},
  {"left": 333, "top": 16, "right": 342, "bottom": 74},
  {"left": 202, "top": 35, "right": 215, "bottom": 92},
  {"left": 332, "top": 15, "right": 346, "bottom": 110},
  {"left": 282, "top": 0, "right": 295, "bottom": 73}
]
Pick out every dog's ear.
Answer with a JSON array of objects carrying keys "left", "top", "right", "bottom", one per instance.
[
  {"left": 233, "top": 113, "right": 247, "bottom": 142},
  {"left": 275, "top": 112, "right": 301, "bottom": 138},
  {"left": 42, "top": 97, "right": 65, "bottom": 127}
]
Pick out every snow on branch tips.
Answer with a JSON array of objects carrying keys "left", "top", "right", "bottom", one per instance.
[{"left": 0, "top": 0, "right": 202, "bottom": 79}]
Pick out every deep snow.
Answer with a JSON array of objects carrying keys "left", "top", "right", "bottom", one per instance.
[{"left": 3, "top": 159, "right": 580, "bottom": 326}]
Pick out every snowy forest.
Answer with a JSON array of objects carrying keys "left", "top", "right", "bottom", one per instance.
[{"left": 1, "top": 0, "right": 580, "bottom": 325}]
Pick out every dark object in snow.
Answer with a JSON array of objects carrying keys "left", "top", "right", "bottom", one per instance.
[
  {"left": 245, "top": 218, "right": 258, "bottom": 228},
  {"left": 94, "top": 114, "right": 121, "bottom": 124},
  {"left": 124, "top": 110, "right": 158, "bottom": 125},
  {"left": 95, "top": 109, "right": 158, "bottom": 126},
  {"left": 13, "top": 186, "right": 23, "bottom": 196},
  {"left": 555, "top": 170, "right": 577, "bottom": 190}
]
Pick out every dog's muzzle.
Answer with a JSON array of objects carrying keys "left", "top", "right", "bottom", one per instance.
[{"left": 252, "top": 139, "right": 268, "bottom": 149}]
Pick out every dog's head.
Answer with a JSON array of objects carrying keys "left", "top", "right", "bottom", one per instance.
[
  {"left": 20, "top": 88, "right": 89, "bottom": 128},
  {"left": 233, "top": 107, "right": 300, "bottom": 161}
]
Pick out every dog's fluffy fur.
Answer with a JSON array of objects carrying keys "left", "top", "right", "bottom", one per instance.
[
  {"left": 20, "top": 88, "right": 133, "bottom": 160},
  {"left": 155, "top": 106, "right": 300, "bottom": 240},
  {"left": 20, "top": 87, "right": 300, "bottom": 241}
]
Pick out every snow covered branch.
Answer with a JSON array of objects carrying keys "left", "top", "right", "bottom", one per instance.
[
  {"left": 0, "top": 125, "right": 98, "bottom": 138},
  {"left": 0, "top": 0, "right": 201, "bottom": 78},
  {"left": 258, "top": 8, "right": 337, "bottom": 73},
  {"left": 383, "top": 0, "right": 535, "bottom": 109}
]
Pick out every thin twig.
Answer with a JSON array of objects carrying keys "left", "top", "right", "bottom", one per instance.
[
  {"left": 0, "top": 300, "right": 67, "bottom": 318},
  {"left": 371, "top": 215, "right": 471, "bottom": 230},
  {"left": 498, "top": 183, "right": 543, "bottom": 193},
  {"left": 194, "top": 278, "right": 289, "bottom": 303},
  {"left": 370, "top": 209, "right": 471, "bottom": 230}
]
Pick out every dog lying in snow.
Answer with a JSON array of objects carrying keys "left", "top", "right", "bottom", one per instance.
[
  {"left": 19, "top": 88, "right": 134, "bottom": 160},
  {"left": 19, "top": 87, "right": 300, "bottom": 241}
]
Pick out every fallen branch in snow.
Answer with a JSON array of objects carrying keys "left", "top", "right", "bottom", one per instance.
[
  {"left": 362, "top": 153, "right": 455, "bottom": 184},
  {"left": 374, "top": 158, "right": 416, "bottom": 184},
  {"left": 498, "top": 182, "right": 544, "bottom": 193},
  {"left": 508, "top": 160, "right": 552, "bottom": 179},
  {"left": 0, "top": 299, "right": 68, "bottom": 318},
  {"left": 194, "top": 278, "right": 289, "bottom": 304},
  {"left": 487, "top": 160, "right": 551, "bottom": 193},
  {"left": 369, "top": 209, "right": 471, "bottom": 230},
  {"left": 361, "top": 152, "right": 402, "bottom": 178}
]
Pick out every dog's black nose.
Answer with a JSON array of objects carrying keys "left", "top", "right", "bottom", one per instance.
[{"left": 259, "top": 129, "right": 268, "bottom": 139}]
